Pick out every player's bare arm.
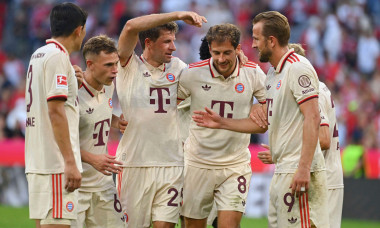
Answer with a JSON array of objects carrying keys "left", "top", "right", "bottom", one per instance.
[
  {"left": 118, "top": 11, "right": 207, "bottom": 65},
  {"left": 249, "top": 103, "right": 268, "bottom": 128},
  {"left": 192, "top": 106, "right": 267, "bottom": 133},
  {"left": 48, "top": 99, "right": 81, "bottom": 192},
  {"left": 319, "top": 125, "right": 331, "bottom": 150},
  {"left": 291, "top": 98, "right": 320, "bottom": 197},
  {"left": 80, "top": 149, "right": 122, "bottom": 175},
  {"left": 111, "top": 114, "right": 128, "bottom": 134}
]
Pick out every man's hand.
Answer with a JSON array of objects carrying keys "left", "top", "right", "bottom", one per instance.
[
  {"left": 192, "top": 107, "right": 223, "bottom": 129},
  {"left": 73, "top": 65, "right": 84, "bottom": 87},
  {"left": 249, "top": 104, "right": 267, "bottom": 128},
  {"left": 238, "top": 49, "right": 248, "bottom": 66},
  {"left": 118, "top": 114, "right": 128, "bottom": 134},
  {"left": 89, "top": 154, "right": 123, "bottom": 176},
  {"left": 257, "top": 144, "right": 274, "bottom": 164},
  {"left": 178, "top": 11, "right": 207, "bottom": 27},
  {"left": 64, "top": 161, "right": 82, "bottom": 192},
  {"left": 290, "top": 167, "right": 310, "bottom": 197}
]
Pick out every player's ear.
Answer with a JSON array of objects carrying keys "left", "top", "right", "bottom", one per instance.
[
  {"left": 236, "top": 44, "right": 242, "bottom": 53},
  {"left": 268, "top": 36, "right": 276, "bottom": 48},
  {"left": 145, "top": 38, "right": 151, "bottom": 49},
  {"left": 73, "top": 25, "right": 83, "bottom": 38},
  {"left": 86, "top": 59, "right": 93, "bottom": 69}
]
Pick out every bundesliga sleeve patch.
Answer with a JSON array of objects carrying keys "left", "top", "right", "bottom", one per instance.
[
  {"left": 56, "top": 74, "right": 68, "bottom": 89},
  {"left": 298, "top": 75, "right": 311, "bottom": 88}
]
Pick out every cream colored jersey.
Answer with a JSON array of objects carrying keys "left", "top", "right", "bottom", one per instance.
[
  {"left": 78, "top": 80, "right": 115, "bottom": 192},
  {"left": 116, "top": 53, "right": 187, "bottom": 167},
  {"left": 319, "top": 81, "right": 344, "bottom": 189},
  {"left": 25, "top": 39, "right": 81, "bottom": 174},
  {"left": 178, "top": 58, "right": 266, "bottom": 168},
  {"left": 266, "top": 49, "right": 325, "bottom": 173},
  {"left": 177, "top": 97, "right": 191, "bottom": 143}
]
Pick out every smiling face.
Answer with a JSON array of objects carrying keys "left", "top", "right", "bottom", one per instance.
[
  {"left": 209, "top": 40, "right": 240, "bottom": 77},
  {"left": 252, "top": 21, "right": 272, "bottom": 63},
  {"left": 87, "top": 51, "right": 119, "bottom": 89},
  {"left": 147, "top": 29, "right": 176, "bottom": 66}
]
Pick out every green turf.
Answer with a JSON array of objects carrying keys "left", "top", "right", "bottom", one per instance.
[{"left": 1, "top": 205, "right": 380, "bottom": 228}]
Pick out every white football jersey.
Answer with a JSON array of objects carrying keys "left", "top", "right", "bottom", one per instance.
[
  {"left": 178, "top": 58, "right": 266, "bottom": 168},
  {"left": 25, "top": 39, "right": 81, "bottom": 174},
  {"left": 319, "top": 81, "right": 344, "bottom": 189},
  {"left": 116, "top": 53, "right": 187, "bottom": 167},
  {"left": 78, "top": 80, "right": 115, "bottom": 192},
  {"left": 266, "top": 49, "right": 325, "bottom": 173}
]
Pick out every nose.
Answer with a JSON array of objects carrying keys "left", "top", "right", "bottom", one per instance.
[
  {"left": 218, "top": 54, "right": 226, "bottom": 63},
  {"left": 112, "top": 65, "right": 118, "bottom": 75},
  {"left": 252, "top": 40, "right": 257, "bottom": 49},
  {"left": 169, "top": 41, "right": 176, "bottom": 51}
]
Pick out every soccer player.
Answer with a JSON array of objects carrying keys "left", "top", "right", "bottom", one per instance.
[
  {"left": 193, "top": 12, "right": 329, "bottom": 228},
  {"left": 24, "top": 3, "right": 87, "bottom": 228},
  {"left": 257, "top": 43, "right": 343, "bottom": 228},
  {"left": 178, "top": 23, "right": 267, "bottom": 228},
  {"left": 69, "top": 35, "right": 127, "bottom": 228},
  {"left": 116, "top": 11, "right": 206, "bottom": 228}
]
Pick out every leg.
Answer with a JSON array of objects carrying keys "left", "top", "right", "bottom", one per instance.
[
  {"left": 184, "top": 217, "right": 207, "bottom": 228},
  {"left": 180, "top": 215, "right": 186, "bottom": 228},
  {"left": 217, "top": 211, "right": 242, "bottom": 228},
  {"left": 35, "top": 219, "right": 41, "bottom": 228},
  {"left": 153, "top": 221, "right": 176, "bottom": 228},
  {"left": 41, "top": 225, "right": 70, "bottom": 228}
]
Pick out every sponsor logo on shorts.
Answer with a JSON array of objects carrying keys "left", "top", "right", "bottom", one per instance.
[
  {"left": 276, "top": 80, "right": 282, "bottom": 90},
  {"left": 302, "top": 88, "right": 315, "bottom": 94},
  {"left": 166, "top": 73, "right": 175, "bottom": 82},
  {"left": 266, "top": 84, "right": 271, "bottom": 90},
  {"left": 56, "top": 74, "right": 68, "bottom": 89},
  {"left": 121, "top": 212, "right": 129, "bottom": 223},
  {"left": 288, "top": 217, "right": 297, "bottom": 224},
  {"left": 242, "top": 200, "right": 246, "bottom": 206},
  {"left": 109, "top": 98, "right": 113, "bottom": 108},
  {"left": 66, "top": 201, "right": 74, "bottom": 212},
  {"left": 298, "top": 75, "right": 311, "bottom": 88},
  {"left": 235, "top": 83, "right": 244, "bottom": 93}
]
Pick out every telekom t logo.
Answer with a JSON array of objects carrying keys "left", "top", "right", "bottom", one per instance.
[
  {"left": 211, "top": 100, "right": 234, "bottom": 118},
  {"left": 93, "top": 119, "right": 110, "bottom": 146},
  {"left": 150, "top": 87, "right": 170, "bottom": 113}
]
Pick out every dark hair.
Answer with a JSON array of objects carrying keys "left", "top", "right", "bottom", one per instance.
[
  {"left": 252, "top": 11, "right": 290, "bottom": 47},
  {"left": 199, "top": 36, "right": 211, "bottom": 60},
  {"left": 82, "top": 35, "right": 117, "bottom": 59},
  {"left": 138, "top": 22, "right": 178, "bottom": 50},
  {"left": 206, "top": 23, "right": 241, "bottom": 49},
  {"left": 50, "top": 2, "right": 88, "bottom": 37}
]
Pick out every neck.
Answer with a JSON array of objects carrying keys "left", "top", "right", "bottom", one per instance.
[
  {"left": 84, "top": 70, "right": 103, "bottom": 91},
  {"left": 142, "top": 50, "right": 162, "bottom": 68},
  {"left": 270, "top": 46, "right": 290, "bottom": 68},
  {"left": 53, "top": 36, "right": 77, "bottom": 55}
]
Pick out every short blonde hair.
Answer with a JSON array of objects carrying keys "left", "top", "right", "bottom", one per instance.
[{"left": 288, "top": 43, "right": 306, "bottom": 57}]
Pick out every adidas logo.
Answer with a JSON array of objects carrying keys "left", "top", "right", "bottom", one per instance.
[
  {"left": 266, "top": 85, "right": 271, "bottom": 90},
  {"left": 288, "top": 217, "right": 297, "bottom": 224},
  {"left": 242, "top": 200, "right": 246, "bottom": 206},
  {"left": 86, "top": 108, "right": 94, "bottom": 114},
  {"left": 202, "top": 84, "right": 211, "bottom": 91},
  {"left": 143, "top": 72, "right": 151, "bottom": 77}
]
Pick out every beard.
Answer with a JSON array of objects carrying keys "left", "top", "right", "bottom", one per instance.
[{"left": 259, "top": 48, "right": 271, "bottom": 62}]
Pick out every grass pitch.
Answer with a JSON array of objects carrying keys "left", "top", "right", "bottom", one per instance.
[{"left": 1, "top": 205, "right": 379, "bottom": 228}]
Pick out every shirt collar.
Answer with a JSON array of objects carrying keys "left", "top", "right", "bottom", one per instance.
[
  {"left": 209, "top": 57, "right": 240, "bottom": 79},
  {"left": 81, "top": 79, "right": 105, "bottom": 97},
  {"left": 139, "top": 55, "right": 166, "bottom": 72},
  {"left": 275, "top": 48, "right": 295, "bottom": 73},
  {"left": 46, "top": 39, "right": 69, "bottom": 55}
]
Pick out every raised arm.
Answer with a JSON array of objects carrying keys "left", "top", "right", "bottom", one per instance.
[
  {"left": 118, "top": 11, "right": 207, "bottom": 65},
  {"left": 192, "top": 107, "right": 267, "bottom": 134}
]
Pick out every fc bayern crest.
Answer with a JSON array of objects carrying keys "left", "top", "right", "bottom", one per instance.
[
  {"left": 235, "top": 83, "right": 245, "bottom": 93},
  {"left": 166, "top": 73, "right": 175, "bottom": 82},
  {"left": 66, "top": 201, "right": 74, "bottom": 212},
  {"left": 276, "top": 80, "right": 282, "bottom": 90},
  {"left": 108, "top": 98, "right": 113, "bottom": 108}
]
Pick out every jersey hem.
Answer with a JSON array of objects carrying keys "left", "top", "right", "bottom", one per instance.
[{"left": 186, "top": 160, "right": 251, "bottom": 169}]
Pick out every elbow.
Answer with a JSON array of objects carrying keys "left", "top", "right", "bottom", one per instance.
[{"left": 320, "top": 140, "right": 331, "bottom": 150}]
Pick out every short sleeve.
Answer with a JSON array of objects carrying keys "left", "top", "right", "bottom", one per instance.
[
  {"left": 319, "top": 88, "right": 330, "bottom": 127},
  {"left": 288, "top": 62, "right": 319, "bottom": 104},
  {"left": 252, "top": 66, "right": 267, "bottom": 104},
  {"left": 177, "top": 67, "right": 191, "bottom": 101},
  {"left": 45, "top": 53, "right": 71, "bottom": 101}
]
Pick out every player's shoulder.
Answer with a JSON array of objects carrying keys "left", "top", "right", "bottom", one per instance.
[
  {"left": 242, "top": 60, "right": 259, "bottom": 69},
  {"left": 188, "top": 59, "right": 210, "bottom": 70}
]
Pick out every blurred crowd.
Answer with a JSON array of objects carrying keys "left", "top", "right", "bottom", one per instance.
[{"left": 0, "top": 0, "right": 379, "bottom": 150}]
